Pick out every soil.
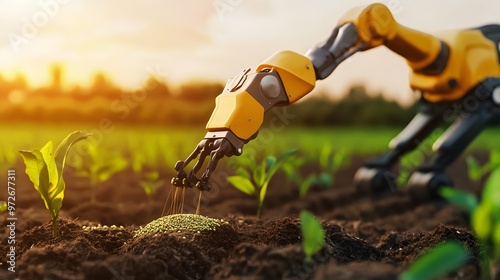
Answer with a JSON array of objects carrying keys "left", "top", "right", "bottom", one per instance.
[{"left": 0, "top": 153, "right": 497, "bottom": 280}]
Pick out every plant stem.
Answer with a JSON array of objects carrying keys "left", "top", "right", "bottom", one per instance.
[
  {"left": 479, "top": 240, "right": 491, "bottom": 280},
  {"left": 52, "top": 216, "right": 59, "bottom": 238},
  {"left": 257, "top": 201, "right": 262, "bottom": 219}
]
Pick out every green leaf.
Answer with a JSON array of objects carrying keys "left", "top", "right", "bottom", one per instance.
[
  {"left": 0, "top": 201, "right": 7, "bottom": 212},
  {"left": 132, "top": 153, "right": 145, "bottom": 173},
  {"left": 52, "top": 131, "right": 91, "bottom": 205},
  {"left": 318, "top": 172, "right": 333, "bottom": 187},
  {"left": 40, "top": 141, "right": 57, "bottom": 195},
  {"left": 54, "top": 131, "right": 91, "bottom": 184},
  {"left": 466, "top": 156, "right": 481, "bottom": 181},
  {"left": 490, "top": 150, "right": 500, "bottom": 166},
  {"left": 472, "top": 203, "right": 492, "bottom": 240},
  {"left": 265, "top": 156, "right": 277, "bottom": 173},
  {"left": 283, "top": 157, "right": 307, "bottom": 183},
  {"left": 438, "top": 187, "right": 478, "bottom": 213},
  {"left": 299, "top": 175, "right": 317, "bottom": 199},
  {"left": 234, "top": 166, "right": 252, "bottom": 178},
  {"left": 19, "top": 149, "right": 52, "bottom": 211},
  {"left": 399, "top": 241, "right": 468, "bottom": 280},
  {"left": 145, "top": 171, "right": 159, "bottom": 182},
  {"left": 493, "top": 223, "right": 500, "bottom": 261},
  {"left": 227, "top": 175, "right": 256, "bottom": 196},
  {"left": 140, "top": 180, "right": 164, "bottom": 197},
  {"left": 319, "top": 145, "right": 332, "bottom": 171},
  {"left": 252, "top": 162, "right": 264, "bottom": 189},
  {"left": 95, "top": 157, "right": 128, "bottom": 183},
  {"left": 259, "top": 181, "right": 269, "bottom": 210},
  {"left": 267, "top": 149, "right": 298, "bottom": 182},
  {"left": 483, "top": 167, "right": 500, "bottom": 206},
  {"left": 333, "top": 150, "right": 348, "bottom": 171},
  {"left": 300, "top": 210, "right": 325, "bottom": 261},
  {"left": 235, "top": 167, "right": 251, "bottom": 179}
]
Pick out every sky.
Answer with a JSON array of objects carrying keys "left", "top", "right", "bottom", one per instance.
[{"left": 0, "top": 0, "right": 499, "bottom": 105}]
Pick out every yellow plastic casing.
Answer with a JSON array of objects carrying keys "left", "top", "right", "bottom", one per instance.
[
  {"left": 411, "top": 29, "right": 500, "bottom": 102},
  {"left": 256, "top": 50, "right": 316, "bottom": 104},
  {"left": 206, "top": 89, "right": 264, "bottom": 140},
  {"left": 206, "top": 50, "right": 316, "bottom": 140},
  {"left": 338, "top": 3, "right": 500, "bottom": 102},
  {"left": 338, "top": 3, "right": 442, "bottom": 69}
]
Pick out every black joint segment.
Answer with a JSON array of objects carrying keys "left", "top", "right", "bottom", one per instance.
[
  {"left": 187, "top": 176, "right": 199, "bottom": 188},
  {"left": 196, "top": 178, "right": 211, "bottom": 192},
  {"left": 306, "top": 48, "right": 335, "bottom": 80},
  {"left": 415, "top": 41, "right": 450, "bottom": 75},
  {"left": 476, "top": 24, "right": 500, "bottom": 63},
  {"left": 364, "top": 150, "right": 401, "bottom": 169},
  {"left": 174, "top": 160, "right": 184, "bottom": 171},
  {"left": 205, "top": 131, "right": 244, "bottom": 154},
  {"left": 408, "top": 171, "right": 453, "bottom": 203},
  {"left": 354, "top": 167, "right": 397, "bottom": 197},
  {"left": 306, "top": 24, "right": 359, "bottom": 81},
  {"left": 171, "top": 177, "right": 183, "bottom": 187}
]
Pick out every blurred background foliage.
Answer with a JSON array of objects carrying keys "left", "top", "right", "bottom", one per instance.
[{"left": 0, "top": 65, "right": 420, "bottom": 127}]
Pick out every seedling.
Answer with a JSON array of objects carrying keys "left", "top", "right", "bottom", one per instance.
[
  {"left": 316, "top": 146, "right": 349, "bottom": 187},
  {"left": 438, "top": 167, "right": 500, "bottom": 279},
  {"left": 399, "top": 241, "right": 469, "bottom": 280},
  {"left": 466, "top": 150, "right": 500, "bottom": 182},
  {"left": 19, "top": 131, "right": 90, "bottom": 237},
  {"left": 134, "top": 214, "right": 228, "bottom": 237},
  {"left": 139, "top": 171, "right": 164, "bottom": 199},
  {"left": 283, "top": 147, "right": 348, "bottom": 198},
  {"left": 228, "top": 149, "right": 297, "bottom": 218},
  {"left": 71, "top": 143, "right": 128, "bottom": 203},
  {"left": 300, "top": 210, "right": 325, "bottom": 262},
  {"left": 473, "top": 167, "right": 500, "bottom": 263}
]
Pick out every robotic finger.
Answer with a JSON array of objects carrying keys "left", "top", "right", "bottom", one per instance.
[{"left": 171, "top": 134, "right": 241, "bottom": 192}]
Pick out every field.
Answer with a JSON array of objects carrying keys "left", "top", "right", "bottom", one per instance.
[{"left": 1, "top": 123, "right": 500, "bottom": 279}]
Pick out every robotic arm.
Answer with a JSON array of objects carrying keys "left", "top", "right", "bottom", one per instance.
[
  {"left": 171, "top": 3, "right": 444, "bottom": 192},
  {"left": 171, "top": 3, "right": 498, "bottom": 193}
]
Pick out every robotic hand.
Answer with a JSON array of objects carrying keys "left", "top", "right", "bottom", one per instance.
[{"left": 172, "top": 3, "right": 500, "bottom": 202}]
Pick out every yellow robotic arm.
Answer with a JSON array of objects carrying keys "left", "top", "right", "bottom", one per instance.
[{"left": 172, "top": 3, "right": 500, "bottom": 194}]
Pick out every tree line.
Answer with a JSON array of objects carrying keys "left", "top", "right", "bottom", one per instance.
[{"left": 0, "top": 68, "right": 421, "bottom": 127}]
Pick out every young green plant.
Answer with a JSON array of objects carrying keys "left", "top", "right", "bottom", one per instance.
[
  {"left": 300, "top": 210, "right": 325, "bottom": 262},
  {"left": 282, "top": 154, "right": 316, "bottom": 199},
  {"left": 227, "top": 149, "right": 297, "bottom": 218},
  {"left": 283, "top": 147, "right": 349, "bottom": 198},
  {"left": 438, "top": 166, "right": 500, "bottom": 279},
  {"left": 71, "top": 143, "right": 128, "bottom": 203},
  {"left": 399, "top": 241, "right": 469, "bottom": 280},
  {"left": 466, "top": 150, "right": 500, "bottom": 182},
  {"left": 19, "top": 131, "right": 90, "bottom": 237},
  {"left": 314, "top": 146, "right": 349, "bottom": 188},
  {"left": 139, "top": 171, "right": 164, "bottom": 200}
]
